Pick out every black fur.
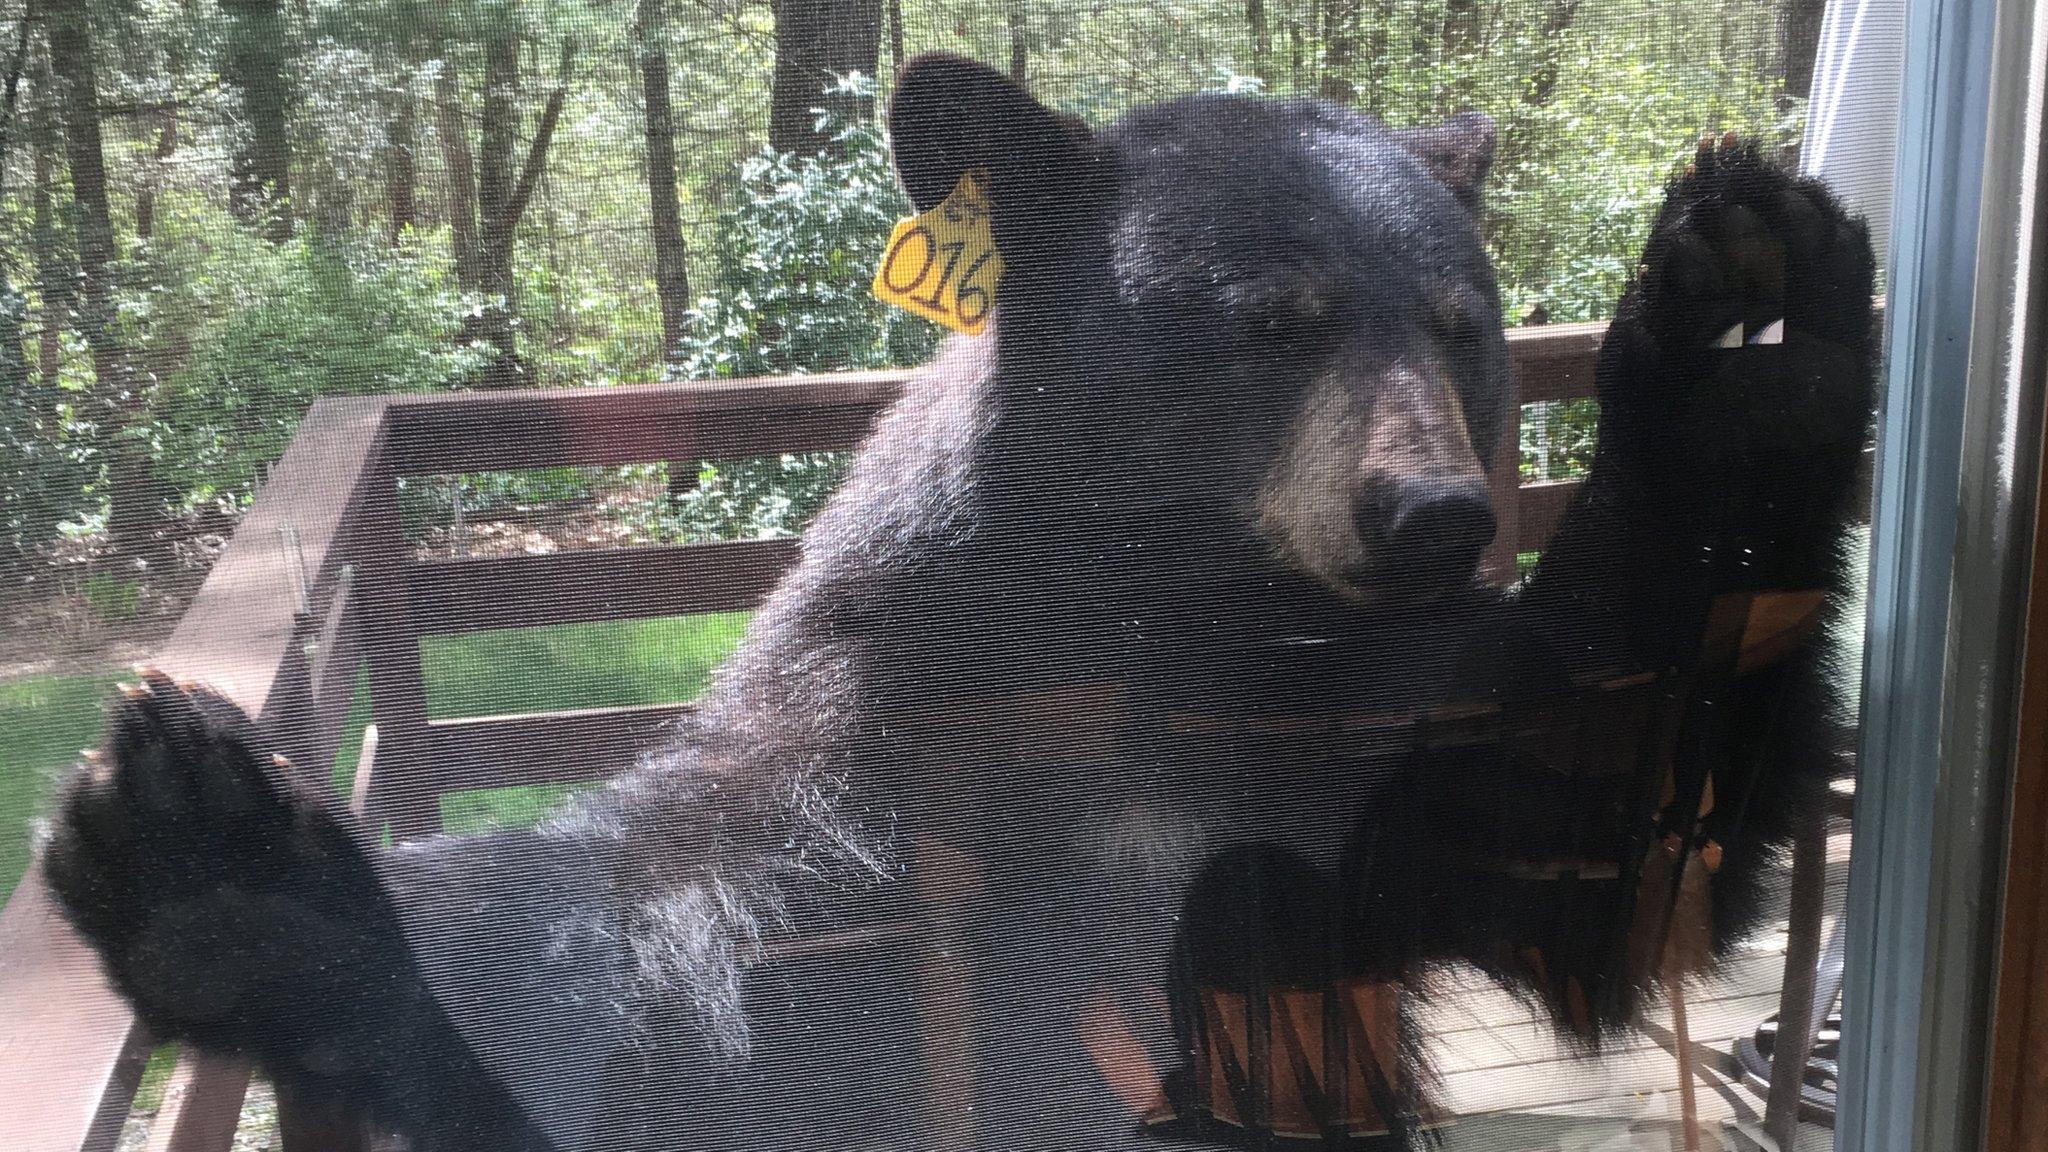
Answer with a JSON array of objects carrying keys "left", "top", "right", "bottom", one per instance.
[
  {"left": 42, "top": 671, "right": 552, "bottom": 1151},
  {"left": 41, "top": 59, "right": 1873, "bottom": 1152}
]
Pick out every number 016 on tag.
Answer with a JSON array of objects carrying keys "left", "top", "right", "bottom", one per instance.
[{"left": 872, "top": 171, "right": 1005, "bottom": 336}]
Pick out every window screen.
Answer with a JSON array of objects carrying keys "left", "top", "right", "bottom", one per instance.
[{"left": 0, "top": 3, "right": 1906, "bottom": 1150}]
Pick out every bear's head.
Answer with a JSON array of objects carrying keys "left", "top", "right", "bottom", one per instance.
[{"left": 888, "top": 55, "right": 1509, "bottom": 612}]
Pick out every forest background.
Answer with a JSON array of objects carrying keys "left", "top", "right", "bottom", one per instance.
[{"left": 0, "top": 0, "right": 1821, "bottom": 664}]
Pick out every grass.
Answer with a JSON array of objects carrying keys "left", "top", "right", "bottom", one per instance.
[
  {"left": 0, "top": 611, "right": 753, "bottom": 898},
  {"left": 0, "top": 670, "right": 126, "bottom": 894},
  {"left": 418, "top": 611, "right": 750, "bottom": 720}
]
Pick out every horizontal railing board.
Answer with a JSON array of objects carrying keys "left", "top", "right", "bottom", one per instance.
[
  {"left": 421, "top": 702, "right": 691, "bottom": 795},
  {"left": 406, "top": 538, "right": 800, "bottom": 636},
  {"left": 1510, "top": 297, "right": 1885, "bottom": 410},
  {"left": 403, "top": 486, "right": 1583, "bottom": 636},
  {"left": 379, "top": 323, "right": 1625, "bottom": 477},
  {"left": 1508, "top": 321, "right": 1607, "bottom": 405},
  {"left": 383, "top": 371, "right": 912, "bottom": 476},
  {"left": 0, "top": 863, "right": 157, "bottom": 1152}
]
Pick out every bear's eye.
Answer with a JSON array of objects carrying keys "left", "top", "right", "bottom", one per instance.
[
  {"left": 1226, "top": 276, "right": 1331, "bottom": 335},
  {"left": 1432, "top": 295, "right": 1488, "bottom": 351}
]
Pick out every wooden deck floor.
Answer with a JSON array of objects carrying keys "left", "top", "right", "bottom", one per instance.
[{"left": 1418, "top": 830, "right": 1851, "bottom": 1151}]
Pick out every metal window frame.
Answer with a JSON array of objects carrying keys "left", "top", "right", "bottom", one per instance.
[{"left": 1839, "top": 0, "right": 2048, "bottom": 1145}]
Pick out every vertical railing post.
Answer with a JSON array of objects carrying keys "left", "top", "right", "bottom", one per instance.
[
  {"left": 353, "top": 443, "right": 437, "bottom": 842},
  {"left": 1485, "top": 366, "right": 1524, "bottom": 584},
  {"left": 260, "top": 525, "right": 343, "bottom": 800}
]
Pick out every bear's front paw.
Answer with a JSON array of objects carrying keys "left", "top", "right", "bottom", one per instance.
[
  {"left": 1600, "top": 133, "right": 1877, "bottom": 507},
  {"left": 1635, "top": 133, "right": 1875, "bottom": 362},
  {"left": 43, "top": 670, "right": 385, "bottom": 1045}
]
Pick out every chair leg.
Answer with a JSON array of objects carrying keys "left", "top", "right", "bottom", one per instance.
[
  {"left": 1807, "top": 913, "right": 1849, "bottom": 1053},
  {"left": 1668, "top": 973, "right": 1704, "bottom": 1152},
  {"left": 1662, "top": 845, "right": 1721, "bottom": 1151},
  {"left": 1764, "top": 808, "right": 1830, "bottom": 1150}
]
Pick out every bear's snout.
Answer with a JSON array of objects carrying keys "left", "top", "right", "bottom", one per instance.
[
  {"left": 1257, "top": 362, "right": 1497, "bottom": 606},
  {"left": 1358, "top": 475, "right": 1496, "bottom": 598}
]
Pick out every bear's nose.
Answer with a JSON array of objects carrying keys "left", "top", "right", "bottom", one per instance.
[{"left": 1364, "top": 477, "right": 1497, "bottom": 595}]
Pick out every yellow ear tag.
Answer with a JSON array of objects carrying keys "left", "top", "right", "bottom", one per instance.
[{"left": 873, "top": 169, "right": 1004, "bottom": 335}]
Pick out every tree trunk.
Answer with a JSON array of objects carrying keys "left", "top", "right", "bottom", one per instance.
[
  {"left": 1359, "top": 0, "right": 1389, "bottom": 113},
  {"left": 31, "top": 87, "right": 68, "bottom": 391},
  {"left": 1779, "top": 0, "right": 1829, "bottom": 108},
  {"left": 386, "top": 68, "right": 416, "bottom": 245},
  {"left": 473, "top": 31, "right": 516, "bottom": 268},
  {"left": 471, "top": 25, "right": 520, "bottom": 385},
  {"left": 1247, "top": 0, "right": 1271, "bottom": 87},
  {"left": 1287, "top": 16, "right": 1303, "bottom": 93},
  {"left": 886, "top": 0, "right": 903, "bottom": 79},
  {"left": 0, "top": 17, "right": 44, "bottom": 574},
  {"left": 1319, "top": 0, "right": 1361, "bottom": 103},
  {"left": 133, "top": 69, "right": 179, "bottom": 242},
  {"left": 434, "top": 61, "right": 479, "bottom": 288},
  {"left": 136, "top": 0, "right": 193, "bottom": 243},
  {"left": 637, "top": 0, "right": 691, "bottom": 367},
  {"left": 47, "top": 1, "right": 159, "bottom": 561},
  {"left": 437, "top": 38, "right": 575, "bottom": 389},
  {"left": 133, "top": 23, "right": 187, "bottom": 440},
  {"left": 131, "top": 105, "right": 176, "bottom": 242},
  {"left": 1444, "top": 0, "right": 1481, "bottom": 57},
  {"left": 1007, "top": 1, "right": 1027, "bottom": 83},
  {"left": 637, "top": 0, "right": 696, "bottom": 502},
  {"left": 1307, "top": 0, "right": 1320, "bottom": 90},
  {"left": 768, "top": 0, "right": 881, "bottom": 155},
  {"left": 1443, "top": 0, "right": 1482, "bottom": 109},
  {"left": 221, "top": 0, "right": 292, "bottom": 241},
  {"left": 1524, "top": 0, "right": 1582, "bottom": 110}
]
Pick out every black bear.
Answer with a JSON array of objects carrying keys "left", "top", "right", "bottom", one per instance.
[{"left": 42, "top": 54, "right": 1874, "bottom": 1151}]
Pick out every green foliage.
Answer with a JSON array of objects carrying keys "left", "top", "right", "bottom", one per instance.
[
  {"left": 0, "top": 609, "right": 748, "bottom": 894},
  {"left": 0, "top": 0, "right": 1825, "bottom": 578},
  {"left": 141, "top": 208, "right": 481, "bottom": 508},
  {"left": 1291, "top": 0, "right": 1808, "bottom": 324},
  {"left": 1521, "top": 397, "right": 1600, "bottom": 481},
  {"left": 129, "top": 1045, "right": 181, "bottom": 1116},
  {"left": 79, "top": 573, "right": 140, "bottom": 622},
  {"left": 396, "top": 465, "right": 618, "bottom": 529},
  {"left": 0, "top": 669, "right": 123, "bottom": 893},
  {"left": 667, "top": 77, "right": 934, "bottom": 541},
  {"left": 657, "top": 452, "right": 850, "bottom": 540},
  {"left": 441, "top": 782, "right": 591, "bottom": 836},
  {"left": 679, "top": 76, "right": 938, "bottom": 381},
  {"left": 419, "top": 611, "right": 752, "bottom": 720},
  {"left": 0, "top": 281, "right": 85, "bottom": 572}
]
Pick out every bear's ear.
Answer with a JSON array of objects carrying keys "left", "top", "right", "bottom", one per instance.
[
  {"left": 887, "top": 52, "right": 1100, "bottom": 255},
  {"left": 1392, "top": 111, "right": 1496, "bottom": 212}
]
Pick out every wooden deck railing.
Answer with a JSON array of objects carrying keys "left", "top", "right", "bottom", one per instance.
[{"left": 0, "top": 320, "right": 1605, "bottom": 1152}]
